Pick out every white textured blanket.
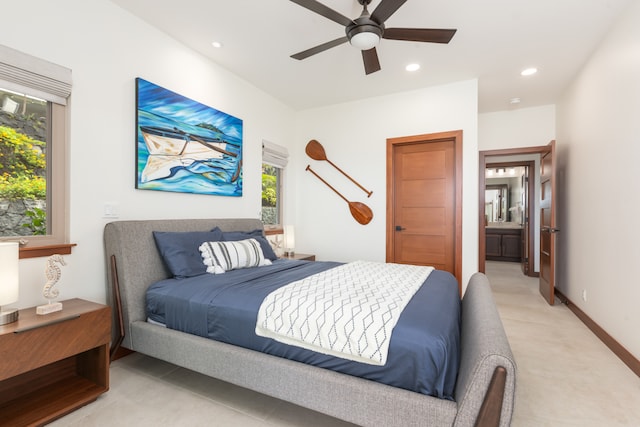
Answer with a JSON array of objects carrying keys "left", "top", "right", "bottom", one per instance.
[{"left": 255, "top": 260, "right": 433, "bottom": 365}]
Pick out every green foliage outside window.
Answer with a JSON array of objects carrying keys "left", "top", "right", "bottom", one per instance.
[
  {"left": 0, "top": 125, "right": 46, "bottom": 200},
  {"left": 262, "top": 164, "right": 277, "bottom": 207},
  {"left": 261, "top": 163, "right": 281, "bottom": 225},
  {"left": 22, "top": 206, "right": 47, "bottom": 235}
]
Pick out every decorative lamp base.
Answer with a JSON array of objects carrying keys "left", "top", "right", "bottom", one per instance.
[
  {"left": 0, "top": 308, "right": 19, "bottom": 325},
  {"left": 284, "top": 250, "right": 295, "bottom": 257},
  {"left": 37, "top": 302, "right": 63, "bottom": 315}
]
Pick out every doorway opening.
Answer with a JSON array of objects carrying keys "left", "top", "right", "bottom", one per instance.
[
  {"left": 479, "top": 146, "right": 547, "bottom": 276},
  {"left": 485, "top": 161, "right": 535, "bottom": 275}
]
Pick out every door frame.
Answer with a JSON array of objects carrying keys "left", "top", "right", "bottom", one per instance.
[
  {"left": 386, "top": 130, "right": 463, "bottom": 289},
  {"left": 479, "top": 145, "right": 548, "bottom": 274}
]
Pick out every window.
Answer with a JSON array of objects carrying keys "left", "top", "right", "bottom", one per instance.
[
  {"left": 261, "top": 164, "right": 281, "bottom": 225},
  {"left": 0, "top": 44, "right": 71, "bottom": 257},
  {"left": 261, "top": 140, "right": 288, "bottom": 230}
]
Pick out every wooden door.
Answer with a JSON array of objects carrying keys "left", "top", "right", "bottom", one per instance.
[
  {"left": 521, "top": 165, "right": 530, "bottom": 275},
  {"left": 386, "top": 131, "right": 462, "bottom": 287},
  {"left": 539, "top": 140, "right": 558, "bottom": 304}
]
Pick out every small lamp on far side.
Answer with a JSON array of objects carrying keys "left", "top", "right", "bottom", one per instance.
[
  {"left": 0, "top": 241, "right": 19, "bottom": 325},
  {"left": 283, "top": 225, "right": 295, "bottom": 257}
]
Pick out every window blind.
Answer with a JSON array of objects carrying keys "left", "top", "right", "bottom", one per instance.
[
  {"left": 262, "top": 140, "right": 289, "bottom": 168},
  {"left": 0, "top": 44, "right": 71, "bottom": 105}
]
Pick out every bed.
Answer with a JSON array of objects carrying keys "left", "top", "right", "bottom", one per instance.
[{"left": 104, "top": 218, "right": 516, "bottom": 427}]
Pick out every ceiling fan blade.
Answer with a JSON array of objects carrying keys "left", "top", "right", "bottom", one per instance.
[
  {"left": 383, "top": 28, "right": 457, "bottom": 44},
  {"left": 291, "top": 36, "right": 349, "bottom": 60},
  {"left": 371, "top": 0, "right": 409, "bottom": 24},
  {"left": 289, "top": 0, "right": 353, "bottom": 27},
  {"left": 362, "top": 48, "right": 381, "bottom": 75}
]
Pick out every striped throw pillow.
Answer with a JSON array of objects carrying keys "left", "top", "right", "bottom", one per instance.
[{"left": 199, "top": 238, "right": 272, "bottom": 274}]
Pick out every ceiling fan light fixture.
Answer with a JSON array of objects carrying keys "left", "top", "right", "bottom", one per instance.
[
  {"left": 348, "top": 25, "right": 382, "bottom": 50},
  {"left": 289, "top": 0, "right": 456, "bottom": 75}
]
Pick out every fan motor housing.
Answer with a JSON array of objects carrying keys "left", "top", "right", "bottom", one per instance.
[{"left": 346, "top": 16, "right": 384, "bottom": 41}]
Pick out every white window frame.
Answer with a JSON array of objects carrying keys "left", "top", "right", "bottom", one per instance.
[
  {"left": 262, "top": 140, "right": 289, "bottom": 232},
  {"left": 0, "top": 44, "right": 71, "bottom": 258}
]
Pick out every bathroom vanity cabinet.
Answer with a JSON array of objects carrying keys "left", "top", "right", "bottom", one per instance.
[{"left": 486, "top": 226, "right": 523, "bottom": 262}]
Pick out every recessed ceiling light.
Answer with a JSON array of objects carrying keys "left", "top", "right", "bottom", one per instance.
[
  {"left": 211, "top": 41, "right": 223, "bottom": 48},
  {"left": 510, "top": 97, "right": 521, "bottom": 104},
  {"left": 520, "top": 67, "right": 538, "bottom": 76},
  {"left": 405, "top": 63, "right": 420, "bottom": 72}
]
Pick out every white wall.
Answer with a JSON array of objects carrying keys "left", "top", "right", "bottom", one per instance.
[
  {"left": 556, "top": 1, "right": 640, "bottom": 360},
  {"left": 293, "top": 80, "right": 479, "bottom": 290},
  {"left": 3, "top": 0, "right": 295, "bottom": 309},
  {"left": 478, "top": 105, "right": 556, "bottom": 150}
]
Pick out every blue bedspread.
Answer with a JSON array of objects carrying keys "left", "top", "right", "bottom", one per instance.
[{"left": 146, "top": 259, "right": 460, "bottom": 399}]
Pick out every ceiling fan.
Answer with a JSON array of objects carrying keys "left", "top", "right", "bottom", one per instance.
[{"left": 289, "top": 0, "right": 457, "bottom": 75}]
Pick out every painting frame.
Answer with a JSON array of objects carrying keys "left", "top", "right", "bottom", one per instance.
[{"left": 135, "top": 78, "right": 243, "bottom": 197}]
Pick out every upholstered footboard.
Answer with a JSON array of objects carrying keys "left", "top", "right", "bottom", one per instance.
[
  {"left": 454, "top": 272, "right": 516, "bottom": 427},
  {"left": 104, "top": 219, "right": 515, "bottom": 427}
]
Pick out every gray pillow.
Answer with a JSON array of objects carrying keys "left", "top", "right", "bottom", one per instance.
[{"left": 153, "top": 227, "right": 224, "bottom": 277}]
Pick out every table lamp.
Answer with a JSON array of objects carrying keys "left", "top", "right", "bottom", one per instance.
[
  {"left": 284, "top": 225, "right": 295, "bottom": 257},
  {"left": 0, "top": 241, "right": 19, "bottom": 325}
]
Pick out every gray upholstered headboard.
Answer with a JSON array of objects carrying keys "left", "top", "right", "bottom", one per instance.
[{"left": 104, "top": 218, "right": 263, "bottom": 349}]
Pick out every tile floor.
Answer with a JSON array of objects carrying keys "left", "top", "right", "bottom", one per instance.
[
  {"left": 51, "top": 261, "right": 640, "bottom": 426},
  {"left": 486, "top": 261, "right": 640, "bottom": 426}
]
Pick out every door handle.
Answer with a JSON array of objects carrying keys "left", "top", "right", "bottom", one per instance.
[
  {"left": 395, "top": 225, "right": 406, "bottom": 231},
  {"left": 541, "top": 227, "right": 560, "bottom": 233}
]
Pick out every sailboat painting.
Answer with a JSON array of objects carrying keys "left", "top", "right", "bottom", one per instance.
[{"left": 135, "top": 78, "right": 243, "bottom": 196}]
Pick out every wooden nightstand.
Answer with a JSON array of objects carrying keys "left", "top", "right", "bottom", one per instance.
[
  {"left": 284, "top": 253, "right": 315, "bottom": 261},
  {"left": 0, "top": 298, "right": 111, "bottom": 426}
]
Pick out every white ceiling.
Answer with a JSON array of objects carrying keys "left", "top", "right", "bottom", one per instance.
[{"left": 110, "top": 0, "right": 631, "bottom": 113}]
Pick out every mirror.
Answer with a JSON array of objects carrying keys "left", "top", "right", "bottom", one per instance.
[
  {"left": 485, "top": 166, "right": 527, "bottom": 225},
  {"left": 485, "top": 184, "right": 508, "bottom": 223}
]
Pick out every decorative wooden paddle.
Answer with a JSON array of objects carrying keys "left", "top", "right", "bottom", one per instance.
[
  {"left": 306, "top": 165, "right": 373, "bottom": 225},
  {"left": 306, "top": 139, "right": 373, "bottom": 198}
]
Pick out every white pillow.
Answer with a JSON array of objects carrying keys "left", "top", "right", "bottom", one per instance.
[{"left": 199, "top": 238, "right": 272, "bottom": 274}]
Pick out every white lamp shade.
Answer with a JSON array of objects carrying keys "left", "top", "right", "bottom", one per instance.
[
  {"left": 0, "top": 242, "right": 19, "bottom": 305},
  {"left": 284, "top": 225, "right": 295, "bottom": 250},
  {"left": 350, "top": 31, "right": 380, "bottom": 50}
]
